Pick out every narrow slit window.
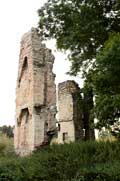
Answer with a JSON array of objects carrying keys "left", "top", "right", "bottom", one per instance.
[
  {"left": 63, "top": 132, "right": 68, "bottom": 142},
  {"left": 18, "top": 57, "right": 28, "bottom": 86}
]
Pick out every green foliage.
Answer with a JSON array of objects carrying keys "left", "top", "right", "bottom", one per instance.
[
  {"left": 0, "top": 125, "right": 14, "bottom": 138},
  {"left": 92, "top": 33, "right": 120, "bottom": 129},
  {"left": 38, "top": 0, "right": 120, "bottom": 132},
  {"left": 0, "top": 134, "right": 15, "bottom": 157},
  {"left": 0, "top": 143, "right": 6, "bottom": 155},
  {"left": 0, "top": 141, "right": 120, "bottom": 180},
  {"left": 82, "top": 82, "right": 95, "bottom": 140},
  {"left": 38, "top": 0, "right": 120, "bottom": 75}
]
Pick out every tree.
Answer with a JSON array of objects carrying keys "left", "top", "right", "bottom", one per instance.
[
  {"left": 92, "top": 33, "right": 120, "bottom": 129},
  {"left": 0, "top": 125, "right": 14, "bottom": 138},
  {"left": 82, "top": 79, "right": 95, "bottom": 140},
  {"left": 38, "top": 0, "right": 120, "bottom": 138},
  {"left": 38, "top": 0, "right": 120, "bottom": 76}
]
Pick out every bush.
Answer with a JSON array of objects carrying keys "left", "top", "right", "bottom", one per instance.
[{"left": 0, "top": 141, "right": 120, "bottom": 180}]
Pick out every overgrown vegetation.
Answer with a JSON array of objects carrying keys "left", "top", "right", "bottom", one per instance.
[{"left": 0, "top": 141, "right": 120, "bottom": 180}]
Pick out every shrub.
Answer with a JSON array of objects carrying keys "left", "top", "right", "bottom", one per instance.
[{"left": 0, "top": 141, "right": 120, "bottom": 180}]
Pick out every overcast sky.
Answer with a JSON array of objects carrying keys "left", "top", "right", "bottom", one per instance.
[{"left": 0, "top": 0, "right": 83, "bottom": 126}]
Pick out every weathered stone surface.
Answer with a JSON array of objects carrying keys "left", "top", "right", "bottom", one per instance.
[
  {"left": 57, "top": 80, "right": 84, "bottom": 143},
  {"left": 14, "top": 28, "right": 56, "bottom": 155}
]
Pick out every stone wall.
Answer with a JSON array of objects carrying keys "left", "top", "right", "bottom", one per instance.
[
  {"left": 14, "top": 28, "right": 56, "bottom": 155},
  {"left": 57, "top": 81, "right": 84, "bottom": 143}
]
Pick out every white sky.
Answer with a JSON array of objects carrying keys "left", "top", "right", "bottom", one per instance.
[{"left": 0, "top": 0, "right": 83, "bottom": 126}]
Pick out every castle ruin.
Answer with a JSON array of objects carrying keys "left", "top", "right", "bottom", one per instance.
[
  {"left": 14, "top": 28, "right": 93, "bottom": 155},
  {"left": 14, "top": 28, "right": 56, "bottom": 155}
]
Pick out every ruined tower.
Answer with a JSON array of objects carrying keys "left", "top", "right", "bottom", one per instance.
[
  {"left": 14, "top": 28, "right": 56, "bottom": 155},
  {"left": 57, "top": 81, "right": 84, "bottom": 143}
]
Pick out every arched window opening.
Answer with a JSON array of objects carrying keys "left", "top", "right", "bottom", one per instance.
[{"left": 19, "top": 108, "right": 29, "bottom": 124}]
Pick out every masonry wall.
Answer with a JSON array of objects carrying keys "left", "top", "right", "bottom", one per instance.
[
  {"left": 57, "top": 81, "right": 84, "bottom": 143},
  {"left": 14, "top": 28, "right": 56, "bottom": 155}
]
